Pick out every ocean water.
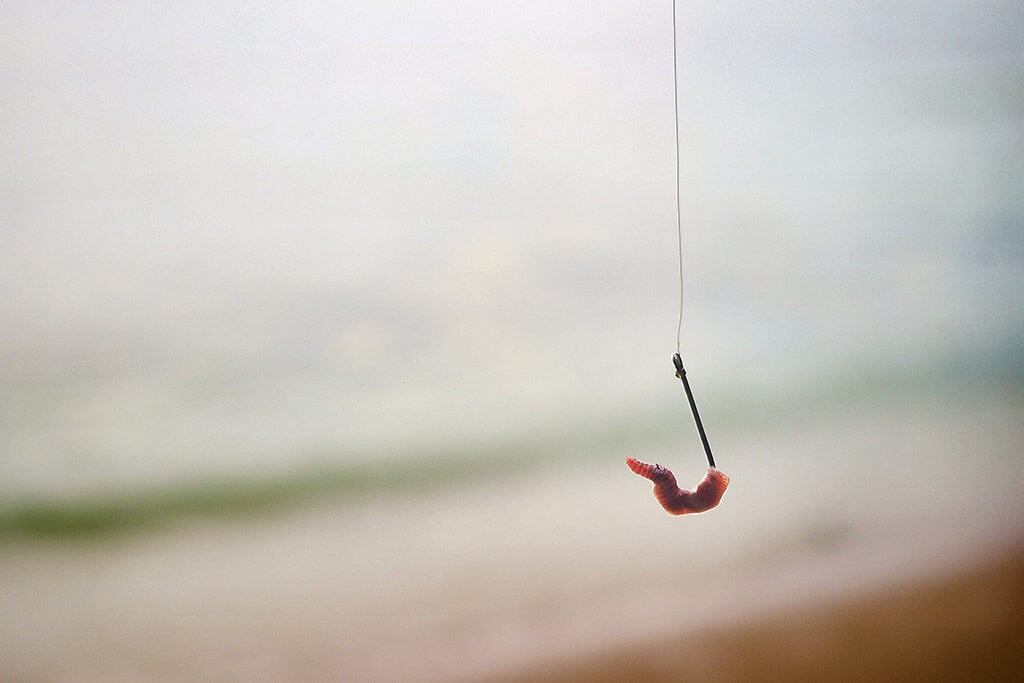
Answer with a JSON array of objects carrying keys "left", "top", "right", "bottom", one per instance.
[{"left": 1, "top": 0, "right": 1022, "bottom": 519}]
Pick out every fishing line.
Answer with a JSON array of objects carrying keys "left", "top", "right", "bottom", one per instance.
[
  {"left": 672, "top": 0, "right": 684, "bottom": 355},
  {"left": 669, "top": 0, "right": 715, "bottom": 470}
]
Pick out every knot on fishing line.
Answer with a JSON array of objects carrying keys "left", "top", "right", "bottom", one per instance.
[{"left": 672, "top": 352, "right": 686, "bottom": 379}]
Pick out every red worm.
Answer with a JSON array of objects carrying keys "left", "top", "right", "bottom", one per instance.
[{"left": 626, "top": 457, "right": 729, "bottom": 515}]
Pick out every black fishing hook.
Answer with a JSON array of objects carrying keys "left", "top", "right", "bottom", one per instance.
[{"left": 672, "top": 352, "right": 715, "bottom": 468}]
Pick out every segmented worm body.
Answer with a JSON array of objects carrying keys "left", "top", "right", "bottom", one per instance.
[{"left": 626, "top": 457, "right": 729, "bottom": 515}]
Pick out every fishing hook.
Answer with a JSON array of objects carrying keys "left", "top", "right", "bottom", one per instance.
[{"left": 627, "top": 353, "right": 729, "bottom": 515}]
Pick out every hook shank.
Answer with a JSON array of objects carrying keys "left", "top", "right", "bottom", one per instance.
[{"left": 673, "top": 353, "right": 716, "bottom": 468}]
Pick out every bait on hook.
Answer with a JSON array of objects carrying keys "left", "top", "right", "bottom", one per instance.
[
  {"left": 627, "top": 353, "right": 729, "bottom": 515},
  {"left": 626, "top": 458, "right": 729, "bottom": 516}
]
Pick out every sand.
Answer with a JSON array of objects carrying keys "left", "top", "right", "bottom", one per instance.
[
  {"left": 485, "top": 544, "right": 1024, "bottom": 683},
  {"left": 2, "top": 490, "right": 1021, "bottom": 682}
]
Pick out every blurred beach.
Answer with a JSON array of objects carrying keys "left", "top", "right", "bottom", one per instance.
[
  {"left": 2, "top": 389, "right": 1022, "bottom": 681},
  {"left": 491, "top": 546, "right": 1024, "bottom": 683},
  {"left": 2, "top": 0, "right": 1023, "bottom": 680}
]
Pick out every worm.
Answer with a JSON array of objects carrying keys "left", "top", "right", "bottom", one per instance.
[{"left": 626, "top": 457, "right": 729, "bottom": 515}]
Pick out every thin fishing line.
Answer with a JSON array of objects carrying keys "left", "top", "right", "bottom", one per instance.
[
  {"left": 672, "top": 0, "right": 684, "bottom": 354},
  {"left": 669, "top": 2, "right": 715, "bottom": 470}
]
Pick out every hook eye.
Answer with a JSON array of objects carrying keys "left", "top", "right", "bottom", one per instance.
[{"left": 672, "top": 352, "right": 685, "bottom": 378}]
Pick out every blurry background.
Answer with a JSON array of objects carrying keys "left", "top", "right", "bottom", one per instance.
[{"left": 2, "top": 1, "right": 1022, "bottom": 681}]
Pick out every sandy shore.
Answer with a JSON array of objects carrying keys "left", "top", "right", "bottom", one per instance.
[
  {"left": 3, "top": 487, "right": 1021, "bottom": 683},
  {"left": 485, "top": 543, "right": 1024, "bottom": 683}
]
